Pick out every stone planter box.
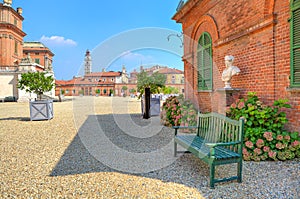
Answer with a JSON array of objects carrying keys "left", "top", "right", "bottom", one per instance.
[
  {"left": 141, "top": 98, "right": 161, "bottom": 116},
  {"left": 30, "top": 100, "right": 53, "bottom": 121}
]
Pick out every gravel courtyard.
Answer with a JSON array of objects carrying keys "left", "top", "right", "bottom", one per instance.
[{"left": 0, "top": 96, "right": 299, "bottom": 199}]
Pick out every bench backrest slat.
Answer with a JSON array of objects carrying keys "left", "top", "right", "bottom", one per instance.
[{"left": 197, "top": 112, "right": 244, "bottom": 153}]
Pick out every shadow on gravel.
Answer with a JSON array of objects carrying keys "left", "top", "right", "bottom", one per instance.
[
  {"left": 50, "top": 113, "right": 210, "bottom": 189},
  {"left": 49, "top": 113, "right": 300, "bottom": 196},
  {"left": 0, "top": 117, "right": 30, "bottom": 121}
]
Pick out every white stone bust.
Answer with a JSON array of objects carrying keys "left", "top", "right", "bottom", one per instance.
[{"left": 221, "top": 55, "right": 240, "bottom": 88}]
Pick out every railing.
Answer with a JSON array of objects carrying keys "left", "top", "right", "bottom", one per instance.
[{"left": 0, "top": 66, "right": 18, "bottom": 72}]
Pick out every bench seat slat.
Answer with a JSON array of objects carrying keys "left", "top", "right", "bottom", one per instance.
[{"left": 175, "top": 135, "right": 240, "bottom": 160}]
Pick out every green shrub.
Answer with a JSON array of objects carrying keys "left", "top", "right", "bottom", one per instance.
[
  {"left": 227, "top": 92, "right": 300, "bottom": 161},
  {"left": 160, "top": 95, "right": 198, "bottom": 130}
]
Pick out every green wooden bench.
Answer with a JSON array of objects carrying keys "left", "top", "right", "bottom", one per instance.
[{"left": 173, "top": 112, "right": 245, "bottom": 188}]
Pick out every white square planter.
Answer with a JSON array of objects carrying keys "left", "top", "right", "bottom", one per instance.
[
  {"left": 30, "top": 100, "right": 53, "bottom": 121},
  {"left": 141, "top": 98, "right": 161, "bottom": 116}
]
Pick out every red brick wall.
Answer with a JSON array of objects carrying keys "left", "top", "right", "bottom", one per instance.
[{"left": 174, "top": 0, "right": 300, "bottom": 132}]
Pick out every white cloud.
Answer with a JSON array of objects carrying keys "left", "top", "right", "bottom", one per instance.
[
  {"left": 120, "top": 51, "right": 153, "bottom": 62},
  {"left": 39, "top": 35, "right": 77, "bottom": 47}
]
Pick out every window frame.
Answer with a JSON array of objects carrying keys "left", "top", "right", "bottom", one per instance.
[
  {"left": 197, "top": 32, "right": 213, "bottom": 91},
  {"left": 290, "top": 0, "right": 300, "bottom": 87},
  {"left": 35, "top": 58, "right": 40, "bottom": 64},
  {"left": 14, "top": 40, "right": 18, "bottom": 54}
]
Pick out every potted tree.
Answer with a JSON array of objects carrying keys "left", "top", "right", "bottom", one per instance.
[
  {"left": 58, "top": 89, "right": 65, "bottom": 102},
  {"left": 95, "top": 89, "right": 100, "bottom": 97},
  {"left": 129, "top": 88, "right": 136, "bottom": 98},
  {"left": 137, "top": 71, "right": 166, "bottom": 118},
  {"left": 122, "top": 85, "right": 128, "bottom": 97},
  {"left": 79, "top": 89, "right": 84, "bottom": 96},
  {"left": 109, "top": 89, "right": 114, "bottom": 97},
  {"left": 18, "top": 71, "right": 55, "bottom": 121}
]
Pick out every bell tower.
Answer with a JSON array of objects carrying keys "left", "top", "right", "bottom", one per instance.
[{"left": 84, "top": 49, "right": 92, "bottom": 75}]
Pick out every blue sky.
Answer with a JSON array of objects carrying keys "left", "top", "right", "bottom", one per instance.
[{"left": 13, "top": 0, "right": 184, "bottom": 80}]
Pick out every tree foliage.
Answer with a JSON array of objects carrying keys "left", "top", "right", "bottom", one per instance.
[
  {"left": 122, "top": 86, "right": 128, "bottom": 91},
  {"left": 18, "top": 71, "right": 54, "bottom": 100},
  {"left": 129, "top": 88, "right": 136, "bottom": 93},
  {"left": 162, "top": 86, "right": 179, "bottom": 94},
  {"left": 137, "top": 71, "right": 166, "bottom": 98}
]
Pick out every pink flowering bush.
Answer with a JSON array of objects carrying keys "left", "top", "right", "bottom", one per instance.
[
  {"left": 160, "top": 95, "right": 197, "bottom": 131},
  {"left": 227, "top": 92, "right": 300, "bottom": 161}
]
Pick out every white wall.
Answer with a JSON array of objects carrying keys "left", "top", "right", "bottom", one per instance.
[{"left": 0, "top": 74, "right": 16, "bottom": 98}]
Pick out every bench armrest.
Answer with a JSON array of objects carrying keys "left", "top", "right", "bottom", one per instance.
[
  {"left": 173, "top": 126, "right": 198, "bottom": 135},
  {"left": 172, "top": 126, "right": 198, "bottom": 129},
  {"left": 205, "top": 141, "right": 242, "bottom": 157},
  {"left": 205, "top": 141, "right": 241, "bottom": 148}
]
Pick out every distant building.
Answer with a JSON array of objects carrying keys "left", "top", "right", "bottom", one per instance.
[
  {"left": 55, "top": 51, "right": 133, "bottom": 96},
  {"left": 0, "top": 0, "right": 55, "bottom": 102},
  {"left": 56, "top": 53, "right": 185, "bottom": 96},
  {"left": 129, "top": 65, "right": 185, "bottom": 94},
  {"left": 23, "top": 42, "right": 54, "bottom": 71}
]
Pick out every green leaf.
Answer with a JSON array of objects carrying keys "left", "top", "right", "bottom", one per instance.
[
  {"left": 247, "top": 121, "right": 253, "bottom": 126},
  {"left": 283, "top": 104, "right": 292, "bottom": 108},
  {"left": 291, "top": 132, "right": 299, "bottom": 139}
]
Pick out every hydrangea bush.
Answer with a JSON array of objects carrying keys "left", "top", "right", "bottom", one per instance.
[
  {"left": 227, "top": 92, "right": 300, "bottom": 161},
  {"left": 160, "top": 95, "right": 198, "bottom": 130}
]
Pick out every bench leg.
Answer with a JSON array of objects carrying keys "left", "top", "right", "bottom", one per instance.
[
  {"left": 174, "top": 142, "right": 177, "bottom": 157},
  {"left": 237, "top": 159, "right": 242, "bottom": 183},
  {"left": 209, "top": 164, "right": 215, "bottom": 189}
]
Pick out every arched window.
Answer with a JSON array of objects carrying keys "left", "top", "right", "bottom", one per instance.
[
  {"left": 291, "top": 0, "right": 300, "bottom": 87},
  {"left": 197, "top": 32, "right": 213, "bottom": 90}
]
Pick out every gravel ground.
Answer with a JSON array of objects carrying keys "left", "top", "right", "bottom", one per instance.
[{"left": 0, "top": 96, "right": 299, "bottom": 199}]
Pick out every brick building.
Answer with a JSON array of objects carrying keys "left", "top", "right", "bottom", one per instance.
[
  {"left": 129, "top": 65, "right": 185, "bottom": 94},
  {"left": 156, "top": 67, "right": 185, "bottom": 94},
  {"left": 55, "top": 50, "right": 135, "bottom": 97},
  {"left": 55, "top": 71, "right": 134, "bottom": 97},
  {"left": 56, "top": 51, "right": 185, "bottom": 97},
  {"left": 173, "top": 0, "right": 299, "bottom": 131},
  {"left": 23, "top": 42, "right": 54, "bottom": 71},
  {"left": 0, "top": 0, "right": 55, "bottom": 101}
]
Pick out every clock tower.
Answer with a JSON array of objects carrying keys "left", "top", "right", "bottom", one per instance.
[{"left": 84, "top": 49, "right": 92, "bottom": 75}]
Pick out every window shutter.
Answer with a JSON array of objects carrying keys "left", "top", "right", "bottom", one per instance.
[
  {"left": 291, "top": 2, "right": 300, "bottom": 87},
  {"left": 197, "top": 48, "right": 204, "bottom": 89},
  {"left": 197, "top": 33, "right": 212, "bottom": 90}
]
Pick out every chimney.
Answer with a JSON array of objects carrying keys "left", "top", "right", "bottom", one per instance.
[{"left": 17, "top": 7, "right": 23, "bottom": 15}]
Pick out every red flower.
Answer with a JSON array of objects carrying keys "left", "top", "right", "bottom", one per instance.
[
  {"left": 276, "top": 135, "right": 283, "bottom": 141},
  {"left": 238, "top": 101, "right": 245, "bottom": 109},
  {"left": 263, "top": 146, "right": 270, "bottom": 152},
  {"left": 256, "top": 139, "right": 264, "bottom": 148},
  {"left": 254, "top": 148, "right": 262, "bottom": 155},
  {"left": 245, "top": 141, "right": 254, "bottom": 149},
  {"left": 275, "top": 143, "right": 285, "bottom": 149},
  {"left": 284, "top": 135, "right": 290, "bottom": 141}
]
